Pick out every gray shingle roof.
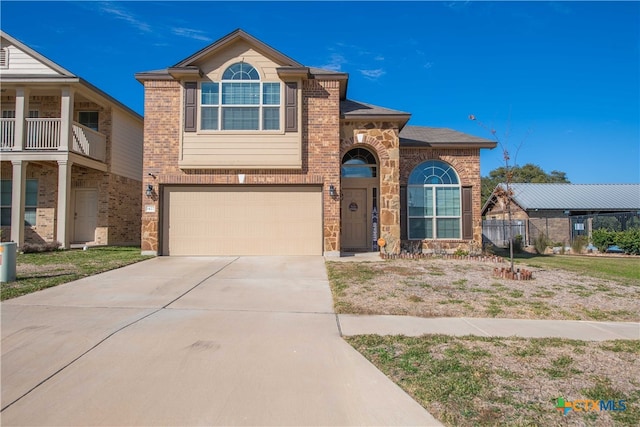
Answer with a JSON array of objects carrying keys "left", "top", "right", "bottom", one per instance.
[
  {"left": 340, "top": 99, "right": 410, "bottom": 117},
  {"left": 399, "top": 125, "right": 496, "bottom": 148},
  {"left": 498, "top": 183, "right": 640, "bottom": 211}
]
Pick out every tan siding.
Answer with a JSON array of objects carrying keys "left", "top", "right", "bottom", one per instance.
[
  {"left": 181, "top": 132, "right": 301, "bottom": 168},
  {"left": 0, "top": 42, "right": 62, "bottom": 75},
  {"left": 110, "top": 109, "right": 144, "bottom": 180},
  {"left": 196, "top": 41, "right": 282, "bottom": 80},
  {"left": 163, "top": 186, "right": 322, "bottom": 256}
]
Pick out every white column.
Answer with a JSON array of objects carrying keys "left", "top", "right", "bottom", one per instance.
[
  {"left": 56, "top": 160, "right": 73, "bottom": 248},
  {"left": 14, "top": 87, "right": 30, "bottom": 150},
  {"left": 59, "top": 86, "right": 74, "bottom": 151},
  {"left": 10, "top": 160, "right": 28, "bottom": 246}
]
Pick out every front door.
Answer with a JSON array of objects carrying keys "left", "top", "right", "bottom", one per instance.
[
  {"left": 74, "top": 189, "right": 97, "bottom": 242},
  {"left": 341, "top": 188, "right": 368, "bottom": 250}
]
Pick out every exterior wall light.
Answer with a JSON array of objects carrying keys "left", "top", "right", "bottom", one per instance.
[
  {"left": 146, "top": 184, "right": 154, "bottom": 198},
  {"left": 329, "top": 185, "right": 337, "bottom": 198}
]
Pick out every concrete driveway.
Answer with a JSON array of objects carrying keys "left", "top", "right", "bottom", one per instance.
[{"left": 1, "top": 256, "right": 441, "bottom": 426}]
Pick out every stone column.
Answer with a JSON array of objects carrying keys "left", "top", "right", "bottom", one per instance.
[
  {"left": 14, "top": 87, "right": 29, "bottom": 150},
  {"left": 59, "top": 86, "right": 74, "bottom": 151},
  {"left": 56, "top": 160, "right": 73, "bottom": 248},
  {"left": 10, "top": 160, "right": 28, "bottom": 246}
]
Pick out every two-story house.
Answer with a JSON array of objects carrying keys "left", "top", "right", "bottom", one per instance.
[
  {"left": 136, "top": 29, "right": 496, "bottom": 256},
  {"left": 1, "top": 31, "right": 143, "bottom": 249}
]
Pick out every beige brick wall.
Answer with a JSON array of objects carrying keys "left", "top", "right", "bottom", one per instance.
[{"left": 140, "top": 79, "right": 342, "bottom": 254}]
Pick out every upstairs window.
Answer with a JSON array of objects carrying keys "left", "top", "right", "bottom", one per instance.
[
  {"left": 407, "top": 160, "right": 461, "bottom": 239},
  {"left": 78, "top": 111, "right": 99, "bottom": 131},
  {"left": 200, "top": 62, "right": 280, "bottom": 131}
]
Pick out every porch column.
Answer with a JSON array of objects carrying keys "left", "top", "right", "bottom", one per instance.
[
  {"left": 56, "top": 160, "right": 73, "bottom": 249},
  {"left": 14, "top": 87, "right": 30, "bottom": 150},
  {"left": 59, "top": 86, "right": 74, "bottom": 151},
  {"left": 10, "top": 160, "right": 28, "bottom": 247}
]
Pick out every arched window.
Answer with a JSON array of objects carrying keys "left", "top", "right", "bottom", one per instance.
[
  {"left": 407, "top": 160, "right": 461, "bottom": 239},
  {"left": 200, "top": 62, "right": 280, "bottom": 130},
  {"left": 341, "top": 148, "right": 377, "bottom": 178}
]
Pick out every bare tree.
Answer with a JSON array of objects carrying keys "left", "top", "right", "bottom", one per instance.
[{"left": 470, "top": 114, "right": 529, "bottom": 273}]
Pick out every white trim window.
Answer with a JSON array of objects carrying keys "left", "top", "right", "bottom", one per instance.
[
  {"left": 201, "top": 62, "right": 280, "bottom": 131},
  {"left": 407, "top": 160, "right": 461, "bottom": 239}
]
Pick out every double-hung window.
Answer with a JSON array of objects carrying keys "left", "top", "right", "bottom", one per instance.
[
  {"left": 407, "top": 160, "right": 461, "bottom": 239},
  {"left": 0, "top": 179, "right": 38, "bottom": 226},
  {"left": 200, "top": 62, "right": 280, "bottom": 131}
]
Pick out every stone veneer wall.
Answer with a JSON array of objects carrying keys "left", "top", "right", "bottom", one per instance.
[
  {"left": 140, "top": 79, "right": 341, "bottom": 255},
  {"left": 340, "top": 121, "right": 401, "bottom": 254},
  {"left": 399, "top": 147, "right": 483, "bottom": 252}
]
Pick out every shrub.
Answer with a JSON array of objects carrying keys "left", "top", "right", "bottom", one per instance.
[
  {"left": 617, "top": 228, "right": 640, "bottom": 255},
  {"left": 533, "top": 232, "right": 550, "bottom": 254},
  {"left": 453, "top": 248, "right": 469, "bottom": 257},
  {"left": 21, "top": 241, "right": 61, "bottom": 254},
  {"left": 571, "top": 235, "right": 588, "bottom": 254},
  {"left": 510, "top": 234, "right": 523, "bottom": 253},
  {"left": 592, "top": 229, "right": 617, "bottom": 252}
]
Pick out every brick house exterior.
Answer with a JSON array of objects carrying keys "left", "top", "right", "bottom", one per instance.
[
  {"left": 136, "top": 29, "right": 495, "bottom": 256},
  {"left": 1, "top": 31, "right": 143, "bottom": 248}
]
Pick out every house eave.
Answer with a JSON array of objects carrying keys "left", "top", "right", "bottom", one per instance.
[{"left": 167, "top": 67, "right": 203, "bottom": 79}]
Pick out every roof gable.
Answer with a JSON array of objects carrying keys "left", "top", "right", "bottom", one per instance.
[
  {"left": 173, "top": 29, "right": 302, "bottom": 68},
  {"left": 0, "top": 30, "right": 75, "bottom": 77}
]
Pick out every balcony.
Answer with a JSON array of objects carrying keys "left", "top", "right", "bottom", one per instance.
[{"left": 0, "top": 118, "right": 106, "bottom": 162}]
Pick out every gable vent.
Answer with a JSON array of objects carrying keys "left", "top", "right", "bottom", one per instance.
[{"left": 0, "top": 48, "right": 7, "bottom": 68}]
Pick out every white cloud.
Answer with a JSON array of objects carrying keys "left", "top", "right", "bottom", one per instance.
[
  {"left": 318, "top": 53, "right": 347, "bottom": 71},
  {"left": 98, "top": 2, "right": 151, "bottom": 33},
  {"left": 172, "top": 27, "right": 212, "bottom": 42},
  {"left": 359, "top": 68, "right": 386, "bottom": 80}
]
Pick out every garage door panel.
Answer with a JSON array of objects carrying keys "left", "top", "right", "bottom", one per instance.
[{"left": 164, "top": 186, "right": 322, "bottom": 256}]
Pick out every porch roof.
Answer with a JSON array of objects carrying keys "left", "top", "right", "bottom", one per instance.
[{"left": 399, "top": 125, "right": 496, "bottom": 148}]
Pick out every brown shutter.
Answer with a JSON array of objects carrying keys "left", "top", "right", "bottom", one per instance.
[
  {"left": 285, "top": 82, "right": 298, "bottom": 132},
  {"left": 400, "top": 186, "right": 407, "bottom": 240},
  {"left": 462, "top": 186, "right": 473, "bottom": 240},
  {"left": 184, "top": 82, "right": 197, "bottom": 132}
]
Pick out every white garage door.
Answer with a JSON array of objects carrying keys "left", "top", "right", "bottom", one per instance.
[{"left": 162, "top": 186, "right": 322, "bottom": 256}]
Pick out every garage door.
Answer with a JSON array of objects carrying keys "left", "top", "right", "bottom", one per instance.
[{"left": 162, "top": 186, "right": 322, "bottom": 256}]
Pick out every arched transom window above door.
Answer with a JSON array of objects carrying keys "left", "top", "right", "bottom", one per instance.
[
  {"left": 341, "top": 148, "right": 377, "bottom": 178},
  {"left": 407, "top": 160, "right": 461, "bottom": 239}
]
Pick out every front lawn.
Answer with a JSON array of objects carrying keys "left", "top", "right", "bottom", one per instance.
[
  {"left": 1, "top": 246, "right": 152, "bottom": 300},
  {"left": 326, "top": 254, "right": 640, "bottom": 321},
  {"left": 348, "top": 334, "right": 640, "bottom": 427}
]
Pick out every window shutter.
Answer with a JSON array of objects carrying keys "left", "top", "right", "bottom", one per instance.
[
  {"left": 400, "top": 186, "right": 407, "bottom": 240},
  {"left": 285, "top": 82, "right": 298, "bottom": 132},
  {"left": 184, "top": 82, "right": 197, "bottom": 132},
  {"left": 462, "top": 186, "right": 473, "bottom": 240}
]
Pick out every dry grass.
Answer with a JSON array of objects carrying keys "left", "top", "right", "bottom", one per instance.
[{"left": 327, "top": 257, "right": 640, "bottom": 321}]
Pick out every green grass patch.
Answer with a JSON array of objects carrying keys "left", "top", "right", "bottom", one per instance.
[
  {"left": 1, "top": 247, "right": 152, "bottom": 300},
  {"left": 511, "top": 253, "right": 640, "bottom": 286},
  {"left": 347, "top": 334, "right": 640, "bottom": 427}
]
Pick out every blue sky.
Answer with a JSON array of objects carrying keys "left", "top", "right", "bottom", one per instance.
[{"left": 2, "top": 1, "right": 638, "bottom": 183}]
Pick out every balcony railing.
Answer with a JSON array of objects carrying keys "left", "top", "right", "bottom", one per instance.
[{"left": 0, "top": 118, "right": 106, "bottom": 162}]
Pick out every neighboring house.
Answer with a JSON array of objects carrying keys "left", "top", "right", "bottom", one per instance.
[
  {"left": 0, "top": 31, "right": 143, "bottom": 248},
  {"left": 135, "top": 29, "right": 496, "bottom": 256},
  {"left": 482, "top": 183, "right": 640, "bottom": 245}
]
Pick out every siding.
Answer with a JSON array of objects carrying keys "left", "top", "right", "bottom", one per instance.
[
  {"left": 0, "top": 42, "right": 62, "bottom": 76},
  {"left": 180, "top": 41, "right": 302, "bottom": 169},
  {"left": 110, "top": 109, "right": 143, "bottom": 180}
]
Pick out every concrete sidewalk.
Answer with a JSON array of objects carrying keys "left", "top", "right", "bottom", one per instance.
[{"left": 338, "top": 315, "right": 640, "bottom": 340}]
